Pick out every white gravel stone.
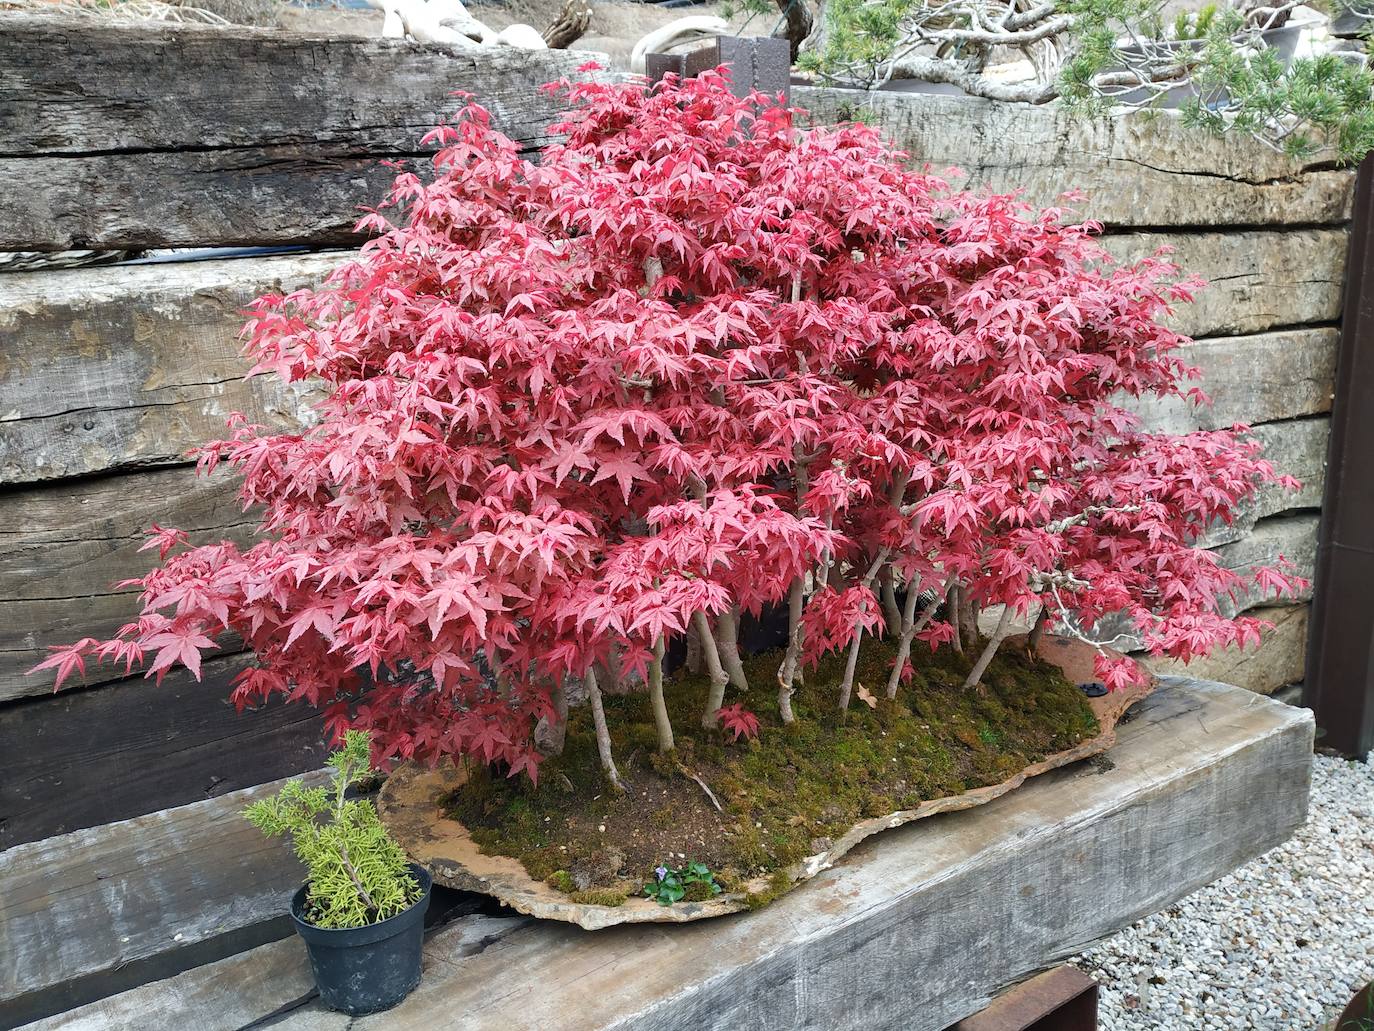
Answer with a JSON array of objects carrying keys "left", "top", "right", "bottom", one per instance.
[{"left": 1074, "top": 753, "right": 1374, "bottom": 1030}]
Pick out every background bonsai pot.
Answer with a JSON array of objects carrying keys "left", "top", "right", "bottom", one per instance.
[{"left": 289, "top": 863, "right": 433, "bottom": 1016}]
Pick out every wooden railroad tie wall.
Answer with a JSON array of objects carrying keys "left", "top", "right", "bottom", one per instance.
[{"left": 0, "top": 17, "right": 1351, "bottom": 1025}]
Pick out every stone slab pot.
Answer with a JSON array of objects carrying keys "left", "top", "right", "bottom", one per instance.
[
  {"left": 379, "top": 636, "right": 1153, "bottom": 930},
  {"left": 290, "top": 863, "right": 433, "bottom": 1016}
]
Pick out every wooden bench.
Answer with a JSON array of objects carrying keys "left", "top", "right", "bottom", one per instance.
[{"left": 15, "top": 677, "right": 1312, "bottom": 1031}]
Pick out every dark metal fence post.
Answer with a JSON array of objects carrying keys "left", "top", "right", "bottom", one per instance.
[
  {"left": 1304, "top": 151, "right": 1374, "bottom": 759},
  {"left": 645, "top": 35, "right": 791, "bottom": 104}
]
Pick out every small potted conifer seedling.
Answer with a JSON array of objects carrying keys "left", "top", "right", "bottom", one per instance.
[{"left": 245, "top": 730, "right": 431, "bottom": 1015}]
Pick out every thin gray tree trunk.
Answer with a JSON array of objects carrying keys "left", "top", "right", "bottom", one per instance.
[
  {"left": 837, "top": 548, "right": 890, "bottom": 711},
  {"left": 887, "top": 578, "right": 945, "bottom": 700},
  {"left": 585, "top": 667, "right": 625, "bottom": 791},
  {"left": 648, "top": 635, "right": 673, "bottom": 752},
  {"left": 880, "top": 567, "right": 902, "bottom": 636},
  {"left": 685, "top": 631, "right": 703, "bottom": 674},
  {"left": 715, "top": 605, "right": 750, "bottom": 691},
  {"left": 964, "top": 606, "right": 1015, "bottom": 692},
  {"left": 1027, "top": 606, "right": 1049, "bottom": 655},
  {"left": 777, "top": 575, "right": 806, "bottom": 724},
  {"left": 694, "top": 611, "right": 731, "bottom": 729},
  {"left": 948, "top": 584, "right": 964, "bottom": 654}
]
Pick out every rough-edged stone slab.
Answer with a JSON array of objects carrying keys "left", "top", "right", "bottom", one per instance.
[
  {"left": 32, "top": 678, "right": 1312, "bottom": 1031},
  {"left": 1100, "top": 228, "right": 1345, "bottom": 339},
  {"left": 0, "top": 253, "right": 336, "bottom": 483},
  {"left": 1144, "top": 603, "right": 1308, "bottom": 696},
  {"left": 379, "top": 637, "right": 1151, "bottom": 930},
  {"left": 799, "top": 88, "right": 1354, "bottom": 228},
  {"left": 1124, "top": 327, "right": 1338, "bottom": 435}
]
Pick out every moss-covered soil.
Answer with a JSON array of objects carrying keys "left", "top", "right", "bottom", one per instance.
[{"left": 448, "top": 636, "right": 1099, "bottom": 908}]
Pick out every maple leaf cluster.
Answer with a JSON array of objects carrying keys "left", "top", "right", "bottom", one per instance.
[{"left": 33, "top": 71, "right": 1303, "bottom": 784}]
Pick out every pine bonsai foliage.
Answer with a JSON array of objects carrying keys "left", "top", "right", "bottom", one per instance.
[
  {"left": 34, "top": 71, "right": 1302, "bottom": 789},
  {"left": 245, "top": 730, "right": 420, "bottom": 928}
]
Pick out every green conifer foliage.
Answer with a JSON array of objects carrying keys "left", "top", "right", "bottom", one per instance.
[{"left": 245, "top": 731, "right": 421, "bottom": 929}]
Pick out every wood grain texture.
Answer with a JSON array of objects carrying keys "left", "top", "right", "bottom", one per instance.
[
  {"left": 32, "top": 678, "right": 1311, "bottom": 1031},
  {"left": 1124, "top": 327, "right": 1338, "bottom": 435},
  {"left": 0, "top": 18, "right": 596, "bottom": 250},
  {"left": 0, "top": 465, "right": 255, "bottom": 701},
  {"left": 799, "top": 87, "right": 1355, "bottom": 228},
  {"left": 0, "top": 772, "right": 321, "bottom": 1025},
  {"left": 1099, "top": 228, "right": 1346, "bottom": 339},
  {"left": 0, "top": 652, "right": 328, "bottom": 849},
  {"left": 0, "top": 253, "right": 337, "bottom": 483}
]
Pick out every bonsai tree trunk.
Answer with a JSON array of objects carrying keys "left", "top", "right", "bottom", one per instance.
[
  {"left": 962, "top": 593, "right": 979, "bottom": 649},
  {"left": 715, "top": 605, "right": 750, "bottom": 691},
  {"left": 880, "top": 567, "right": 902, "bottom": 637},
  {"left": 1027, "top": 606, "right": 1049, "bottom": 656},
  {"left": 648, "top": 635, "right": 674, "bottom": 752},
  {"left": 948, "top": 583, "right": 964, "bottom": 654},
  {"left": 685, "top": 631, "right": 703, "bottom": 674},
  {"left": 837, "top": 548, "right": 890, "bottom": 711},
  {"left": 585, "top": 667, "right": 626, "bottom": 792},
  {"left": 963, "top": 606, "right": 1015, "bottom": 692},
  {"left": 777, "top": 574, "right": 806, "bottom": 723},
  {"left": 542, "top": 0, "right": 591, "bottom": 48},
  {"left": 694, "top": 611, "right": 732, "bottom": 729},
  {"left": 885, "top": 578, "right": 944, "bottom": 699},
  {"left": 777, "top": 445, "right": 813, "bottom": 723},
  {"left": 773, "top": 0, "right": 813, "bottom": 60}
]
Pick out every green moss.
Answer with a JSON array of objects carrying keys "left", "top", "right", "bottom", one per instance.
[
  {"left": 569, "top": 889, "right": 628, "bottom": 907},
  {"left": 744, "top": 868, "right": 797, "bottom": 910},
  {"left": 682, "top": 880, "right": 717, "bottom": 903},
  {"left": 446, "top": 635, "right": 1100, "bottom": 910}
]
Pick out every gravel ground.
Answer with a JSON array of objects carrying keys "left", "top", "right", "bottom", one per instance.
[{"left": 1075, "top": 752, "right": 1374, "bottom": 1030}]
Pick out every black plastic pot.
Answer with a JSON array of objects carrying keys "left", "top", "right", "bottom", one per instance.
[{"left": 289, "top": 863, "right": 433, "bottom": 1016}]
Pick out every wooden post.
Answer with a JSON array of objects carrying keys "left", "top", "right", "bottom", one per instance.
[
  {"left": 1304, "top": 151, "right": 1374, "bottom": 759},
  {"left": 949, "top": 966, "right": 1098, "bottom": 1031},
  {"left": 645, "top": 35, "right": 791, "bottom": 104}
]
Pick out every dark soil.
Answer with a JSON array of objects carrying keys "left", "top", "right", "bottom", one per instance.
[{"left": 448, "top": 636, "right": 1099, "bottom": 908}]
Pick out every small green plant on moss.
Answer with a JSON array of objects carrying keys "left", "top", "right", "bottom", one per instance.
[
  {"left": 244, "top": 730, "right": 420, "bottom": 929},
  {"left": 643, "top": 861, "right": 723, "bottom": 906}
]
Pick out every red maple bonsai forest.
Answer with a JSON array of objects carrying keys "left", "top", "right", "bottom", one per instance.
[{"left": 37, "top": 71, "right": 1302, "bottom": 797}]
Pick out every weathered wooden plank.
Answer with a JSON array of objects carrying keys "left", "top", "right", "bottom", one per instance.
[
  {"left": 0, "top": 18, "right": 586, "bottom": 156},
  {"left": 800, "top": 87, "right": 1355, "bottom": 228},
  {"left": 0, "top": 19, "right": 596, "bottom": 250},
  {"left": 0, "top": 465, "right": 256, "bottom": 701},
  {"left": 1200, "top": 417, "right": 1329, "bottom": 548},
  {"left": 1123, "top": 327, "right": 1338, "bottom": 435},
  {"left": 1144, "top": 603, "right": 1308, "bottom": 696},
  {"left": 0, "top": 652, "right": 328, "bottom": 849},
  {"left": 1099, "top": 228, "right": 1346, "bottom": 339},
  {"left": 0, "top": 771, "right": 320, "bottom": 1029},
  {"left": 0, "top": 253, "right": 336, "bottom": 484},
  {"left": 34, "top": 678, "right": 1310, "bottom": 1031}
]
